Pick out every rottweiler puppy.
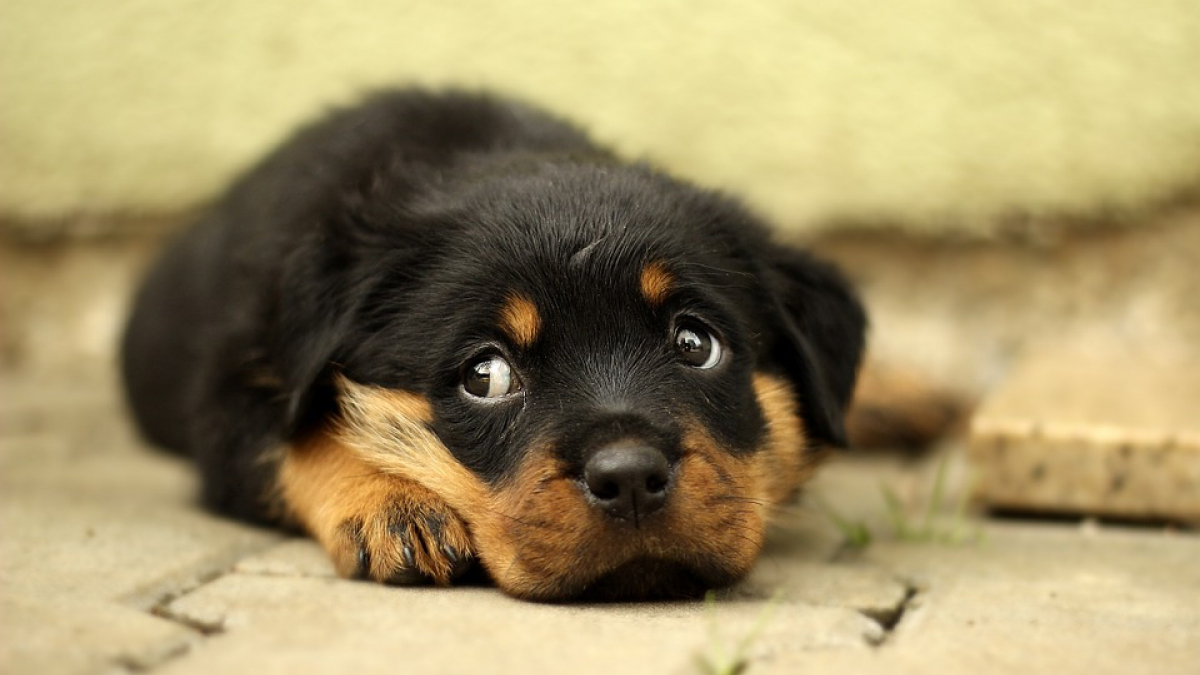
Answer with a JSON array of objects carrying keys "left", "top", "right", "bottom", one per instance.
[{"left": 121, "top": 89, "right": 866, "bottom": 601}]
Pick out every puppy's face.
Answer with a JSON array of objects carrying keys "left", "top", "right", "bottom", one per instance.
[{"left": 321, "top": 164, "right": 864, "bottom": 600}]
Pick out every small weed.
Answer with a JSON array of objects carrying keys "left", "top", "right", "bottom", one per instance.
[
  {"left": 813, "top": 495, "right": 872, "bottom": 550},
  {"left": 694, "top": 590, "right": 782, "bottom": 675},
  {"left": 819, "top": 454, "right": 984, "bottom": 548},
  {"left": 888, "top": 453, "right": 983, "bottom": 544}
]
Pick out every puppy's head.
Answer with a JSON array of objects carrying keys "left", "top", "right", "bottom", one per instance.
[{"left": 293, "top": 162, "right": 865, "bottom": 600}]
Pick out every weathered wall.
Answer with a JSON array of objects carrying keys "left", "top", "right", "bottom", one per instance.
[{"left": 3, "top": 0, "right": 1199, "bottom": 236}]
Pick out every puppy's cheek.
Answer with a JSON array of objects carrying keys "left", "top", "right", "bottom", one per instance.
[
  {"left": 750, "top": 372, "right": 826, "bottom": 506},
  {"left": 671, "top": 433, "right": 769, "bottom": 576},
  {"left": 333, "top": 375, "right": 491, "bottom": 511},
  {"left": 470, "top": 457, "right": 598, "bottom": 600}
]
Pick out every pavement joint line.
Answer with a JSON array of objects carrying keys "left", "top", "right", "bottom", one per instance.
[
  {"left": 108, "top": 572, "right": 229, "bottom": 674},
  {"left": 111, "top": 641, "right": 193, "bottom": 674},
  {"left": 859, "top": 578, "right": 921, "bottom": 647},
  {"left": 117, "top": 538, "right": 285, "bottom": 610},
  {"left": 108, "top": 540, "right": 283, "bottom": 673},
  {"left": 147, "top": 574, "right": 228, "bottom": 638}
]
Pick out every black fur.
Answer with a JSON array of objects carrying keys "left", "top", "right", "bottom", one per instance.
[{"left": 121, "top": 89, "right": 866, "bottom": 525}]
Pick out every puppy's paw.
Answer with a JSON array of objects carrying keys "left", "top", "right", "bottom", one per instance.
[{"left": 326, "top": 484, "right": 474, "bottom": 586}]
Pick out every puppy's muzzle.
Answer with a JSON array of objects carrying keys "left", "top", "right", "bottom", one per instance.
[{"left": 581, "top": 443, "right": 673, "bottom": 524}]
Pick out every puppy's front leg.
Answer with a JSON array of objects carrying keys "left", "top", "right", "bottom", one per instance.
[{"left": 280, "top": 431, "right": 474, "bottom": 585}]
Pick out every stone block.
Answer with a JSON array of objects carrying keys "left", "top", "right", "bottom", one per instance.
[{"left": 968, "top": 349, "right": 1200, "bottom": 522}]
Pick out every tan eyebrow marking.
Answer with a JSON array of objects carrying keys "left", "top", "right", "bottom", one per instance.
[
  {"left": 498, "top": 292, "right": 541, "bottom": 348},
  {"left": 640, "top": 261, "right": 674, "bottom": 306}
]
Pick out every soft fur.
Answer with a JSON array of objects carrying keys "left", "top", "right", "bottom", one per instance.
[{"left": 121, "top": 89, "right": 866, "bottom": 600}]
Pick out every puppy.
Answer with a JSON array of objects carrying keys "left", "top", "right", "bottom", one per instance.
[{"left": 121, "top": 89, "right": 866, "bottom": 601}]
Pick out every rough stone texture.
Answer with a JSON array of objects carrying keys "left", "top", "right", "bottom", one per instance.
[
  {"left": 968, "top": 347, "right": 1200, "bottom": 522},
  {"left": 765, "top": 525, "right": 1200, "bottom": 675},
  {"left": 157, "top": 574, "right": 884, "bottom": 675},
  {"left": 0, "top": 371, "right": 281, "bottom": 674}
]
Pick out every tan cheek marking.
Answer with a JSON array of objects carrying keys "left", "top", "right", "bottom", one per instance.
[
  {"left": 640, "top": 261, "right": 674, "bottom": 306},
  {"left": 332, "top": 375, "right": 489, "bottom": 515},
  {"left": 751, "top": 373, "right": 825, "bottom": 507},
  {"left": 328, "top": 379, "right": 590, "bottom": 599},
  {"left": 671, "top": 427, "right": 768, "bottom": 568},
  {"left": 499, "top": 293, "right": 541, "bottom": 348},
  {"left": 472, "top": 451, "right": 600, "bottom": 599}
]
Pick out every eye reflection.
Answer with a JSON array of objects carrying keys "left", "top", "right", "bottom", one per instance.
[
  {"left": 463, "top": 355, "right": 521, "bottom": 399},
  {"left": 674, "top": 323, "right": 723, "bottom": 369}
]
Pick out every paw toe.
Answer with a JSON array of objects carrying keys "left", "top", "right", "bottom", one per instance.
[{"left": 336, "top": 500, "right": 473, "bottom": 586}]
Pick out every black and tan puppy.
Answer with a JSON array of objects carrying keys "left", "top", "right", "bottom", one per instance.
[{"left": 121, "top": 89, "right": 865, "bottom": 601}]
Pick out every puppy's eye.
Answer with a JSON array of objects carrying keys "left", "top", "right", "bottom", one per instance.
[
  {"left": 463, "top": 355, "right": 522, "bottom": 399},
  {"left": 674, "top": 322, "right": 723, "bottom": 369}
]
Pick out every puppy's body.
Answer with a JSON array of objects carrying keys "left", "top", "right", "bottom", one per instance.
[{"left": 122, "top": 90, "right": 865, "bottom": 600}]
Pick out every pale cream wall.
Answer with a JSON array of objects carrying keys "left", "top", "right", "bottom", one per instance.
[{"left": 3, "top": 0, "right": 1199, "bottom": 235}]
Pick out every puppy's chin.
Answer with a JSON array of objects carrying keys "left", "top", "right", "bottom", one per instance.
[
  {"left": 569, "top": 557, "right": 740, "bottom": 602},
  {"left": 488, "top": 548, "right": 751, "bottom": 603}
]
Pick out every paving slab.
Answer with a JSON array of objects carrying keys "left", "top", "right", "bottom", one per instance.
[
  {"left": 766, "top": 523, "right": 1200, "bottom": 675},
  {"left": 0, "top": 372, "right": 281, "bottom": 674},
  {"left": 968, "top": 346, "right": 1200, "bottom": 521},
  {"left": 158, "top": 573, "right": 883, "bottom": 675}
]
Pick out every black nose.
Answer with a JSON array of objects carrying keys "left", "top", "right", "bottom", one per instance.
[{"left": 582, "top": 444, "right": 672, "bottom": 524}]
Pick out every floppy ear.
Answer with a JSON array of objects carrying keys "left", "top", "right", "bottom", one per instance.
[
  {"left": 758, "top": 244, "right": 867, "bottom": 447},
  {"left": 272, "top": 239, "right": 362, "bottom": 434},
  {"left": 271, "top": 214, "right": 444, "bottom": 435}
]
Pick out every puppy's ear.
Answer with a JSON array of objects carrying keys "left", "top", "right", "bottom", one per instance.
[
  {"left": 759, "top": 244, "right": 866, "bottom": 447},
  {"left": 272, "top": 245, "right": 361, "bottom": 434},
  {"left": 270, "top": 219, "right": 394, "bottom": 433}
]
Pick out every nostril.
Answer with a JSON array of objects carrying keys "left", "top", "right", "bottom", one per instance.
[
  {"left": 592, "top": 479, "right": 620, "bottom": 501},
  {"left": 645, "top": 473, "right": 668, "bottom": 495}
]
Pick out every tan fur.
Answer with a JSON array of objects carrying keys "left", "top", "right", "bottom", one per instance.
[
  {"left": 280, "top": 381, "right": 477, "bottom": 585},
  {"left": 498, "top": 293, "right": 541, "bottom": 348},
  {"left": 280, "top": 430, "right": 473, "bottom": 584},
  {"left": 332, "top": 375, "right": 489, "bottom": 510},
  {"left": 639, "top": 261, "right": 674, "bottom": 306},
  {"left": 749, "top": 373, "right": 825, "bottom": 505}
]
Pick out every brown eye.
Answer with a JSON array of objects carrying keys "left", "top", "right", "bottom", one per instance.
[
  {"left": 463, "top": 355, "right": 522, "bottom": 399},
  {"left": 674, "top": 323, "right": 723, "bottom": 369}
]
